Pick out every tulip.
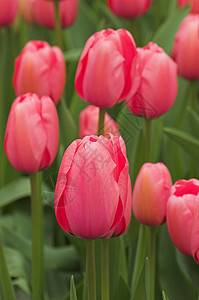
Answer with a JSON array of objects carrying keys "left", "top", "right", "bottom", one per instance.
[
  {"left": 107, "top": 0, "right": 152, "bottom": 18},
  {"left": 0, "top": 0, "right": 18, "bottom": 26},
  {"left": 126, "top": 42, "right": 178, "bottom": 118},
  {"left": 55, "top": 134, "right": 130, "bottom": 239},
  {"left": 13, "top": 40, "right": 66, "bottom": 104},
  {"left": 33, "top": 0, "right": 78, "bottom": 29},
  {"left": 172, "top": 14, "right": 199, "bottom": 80},
  {"left": 18, "top": 0, "right": 35, "bottom": 24},
  {"left": 4, "top": 93, "right": 59, "bottom": 173},
  {"left": 132, "top": 163, "right": 172, "bottom": 226},
  {"left": 75, "top": 29, "right": 137, "bottom": 108},
  {"left": 167, "top": 179, "right": 199, "bottom": 263},
  {"left": 178, "top": 0, "right": 199, "bottom": 13},
  {"left": 79, "top": 105, "right": 119, "bottom": 139}
]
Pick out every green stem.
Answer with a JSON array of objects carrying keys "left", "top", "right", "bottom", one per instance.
[
  {"left": 191, "top": 80, "right": 199, "bottom": 113},
  {"left": 30, "top": 172, "right": 44, "bottom": 300},
  {"left": 98, "top": 108, "right": 106, "bottom": 136},
  {"left": 147, "top": 227, "right": 156, "bottom": 300},
  {"left": 0, "top": 234, "right": 16, "bottom": 300},
  {"left": 54, "top": 2, "right": 63, "bottom": 48},
  {"left": 101, "top": 239, "right": 109, "bottom": 300},
  {"left": 130, "top": 224, "right": 148, "bottom": 300},
  {"left": 85, "top": 240, "right": 96, "bottom": 300},
  {"left": 144, "top": 118, "right": 152, "bottom": 162}
]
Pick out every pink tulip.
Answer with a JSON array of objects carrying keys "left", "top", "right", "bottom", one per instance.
[
  {"left": 0, "top": 0, "right": 18, "bottom": 26},
  {"left": 55, "top": 134, "right": 130, "bottom": 239},
  {"left": 126, "top": 42, "right": 178, "bottom": 118},
  {"left": 107, "top": 0, "right": 152, "bottom": 18},
  {"left": 75, "top": 29, "right": 137, "bottom": 108},
  {"left": 172, "top": 14, "right": 199, "bottom": 80},
  {"left": 33, "top": 0, "right": 78, "bottom": 29},
  {"left": 132, "top": 163, "right": 172, "bottom": 226},
  {"left": 178, "top": 0, "right": 199, "bottom": 13},
  {"left": 79, "top": 105, "right": 119, "bottom": 139},
  {"left": 4, "top": 93, "right": 59, "bottom": 173},
  {"left": 13, "top": 40, "right": 66, "bottom": 104},
  {"left": 18, "top": 0, "right": 35, "bottom": 24},
  {"left": 167, "top": 179, "right": 199, "bottom": 262}
]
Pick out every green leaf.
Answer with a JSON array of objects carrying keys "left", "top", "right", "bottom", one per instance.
[
  {"left": 0, "top": 177, "right": 30, "bottom": 209},
  {"left": 187, "top": 106, "right": 199, "bottom": 139},
  {"left": 162, "top": 290, "right": 170, "bottom": 300},
  {"left": 153, "top": 6, "right": 189, "bottom": 54},
  {"left": 164, "top": 127, "right": 199, "bottom": 161},
  {"left": 114, "top": 274, "right": 130, "bottom": 300},
  {"left": 64, "top": 49, "right": 82, "bottom": 63},
  {"left": 70, "top": 276, "right": 77, "bottom": 300}
]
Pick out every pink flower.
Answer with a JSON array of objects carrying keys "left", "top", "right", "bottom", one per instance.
[
  {"left": 33, "top": 0, "right": 78, "bottom": 29},
  {"left": 126, "top": 42, "right": 178, "bottom": 118},
  {"left": 167, "top": 179, "right": 199, "bottom": 263},
  {"left": 107, "top": 0, "right": 152, "bottom": 18},
  {"left": 54, "top": 134, "right": 130, "bottom": 239},
  {"left": 172, "top": 14, "right": 199, "bottom": 80},
  {"left": 79, "top": 105, "right": 119, "bottom": 139},
  {"left": 132, "top": 163, "right": 172, "bottom": 226},
  {"left": 18, "top": 0, "right": 35, "bottom": 24},
  {"left": 178, "top": 0, "right": 199, "bottom": 13},
  {"left": 0, "top": 0, "right": 18, "bottom": 26},
  {"left": 13, "top": 40, "right": 66, "bottom": 104},
  {"left": 4, "top": 93, "right": 59, "bottom": 173},
  {"left": 75, "top": 29, "right": 137, "bottom": 108}
]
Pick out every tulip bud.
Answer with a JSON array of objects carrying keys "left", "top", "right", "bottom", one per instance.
[
  {"left": 172, "top": 14, "right": 199, "bottom": 80},
  {"left": 107, "top": 0, "right": 152, "bottom": 18},
  {"left": 13, "top": 40, "right": 66, "bottom": 104},
  {"left": 55, "top": 134, "right": 130, "bottom": 239},
  {"left": 18, "top": 0, "right": 35, "bottom": 24},
  {"left": 79, "top": 105, "right": 119, "bottom": 139},
  {"left": 132, "top": 163, "right": 172, "bottom": 226},
  {"left": 33, "top": 0, "right": 78, "bottom": 29},
  {"left": 126, "top": 42, "right": 178, "bottom": 118},
  {"left": 0, "top": 0, "right": 18, "bottom": 26},
  {"left": 4, "top": 93, "right": 59, "bottom": 173},
  {"left": 167, "top": 179, "right": 199, "bottom": 263},
  {"left": 178, "top": 0, "right": 199, "bottom": 13},
  {"left": 75, "top": 29, "right": 137, "bottom": 108}
]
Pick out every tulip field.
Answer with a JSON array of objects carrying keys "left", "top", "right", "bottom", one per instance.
[{"left": 0, "top": 0, "right": 199, "bottom": 300}]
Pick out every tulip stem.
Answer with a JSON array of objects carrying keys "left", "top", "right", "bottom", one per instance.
[
  {"left": 191, "top": 80, "right": 199, "bottom": 113},
  {"left": 147, "top": 226, "right": 156, "bottom": 300},
  {"left": 144, "top": 118, "right": 152, "bottom": 162},
  {"left": 98, "top": 108, "right": 106, "bottom": 136},
  {"left": 85, "top": 240, "right": 96, "bottom": 300},
  {"left": 0, "top": 234, "right": 16, "bottom": 300},
  {"left": 30, "top": 172, "right": 44, "bottom": 300},
  {"left": 130, "top": 224, "right": 148, "bottom": 300},
  {"left": 54, "top": 2, "right": 63, "bottom": 48},
  {"left": 101, "top": 239, "right": 109, "bottom": 300}
]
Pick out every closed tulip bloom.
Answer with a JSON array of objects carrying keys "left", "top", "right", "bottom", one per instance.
[
  {"left": 18, "top": 0, "right": 35, "bottom": 24},
  {"left": 55, "top": 134, "right": 130, "bottom": 239},
  {"left": 79, "top": 105, "right": 119, "bottom": 139},
  {"left": 167, "top": 179, "right": 199, "bottom": 262},
  {"left": 107, "top": 0, "right": 152, "bottom": 18},
  {"left": 178, "top": 0, "right": 199, "bottom": 13},
  {"left": 4, "top": 93, "right": 59, "bottom": 173},
  {"left": 132, "top": 163, "right": 172, "bottom": 226},
  {"left": 33, "top": 0, "right": 78, "bottom": 29},
  {"left": 75, "top": 29, "right": 137, "bottom": 108},
  {"left": 13, "top": 40, "right": 66, "bottom": 104},
  {"left": 126, "top": 42, "right": 178, "bottom": 118},
  {"left": 172, "top": 14, "right": 199, "bottom": 80},
  {"left": 0, "top": 0, "right": 18, "bottom": 26}
]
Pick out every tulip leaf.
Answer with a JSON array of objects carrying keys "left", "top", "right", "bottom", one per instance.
[
  {"left": 187, "top": 106, "right": 199, "bottom": 139},
  {"left": 1, "top": 224, "right": 80, "bottom": 271},
  {"left": 70, "top": 276, "right": 78, "bottom": 300},
  {"left": 114, "top": 274, "right": 130, "bottom": 300},
  {"left": 64, "top": 49, "right": 82, "bottom": 63},
  {"left": 0, "top": 177, "right": 31, "bottom": 209},
  {"left": 153, "top": 6, "right": 189, "bottom": 54},
  {"left": 162, "top": 291, "right": 170, "bottom": 300},
  {"left": 164, "top": 127, "right": 199, "bottom": 162}
]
